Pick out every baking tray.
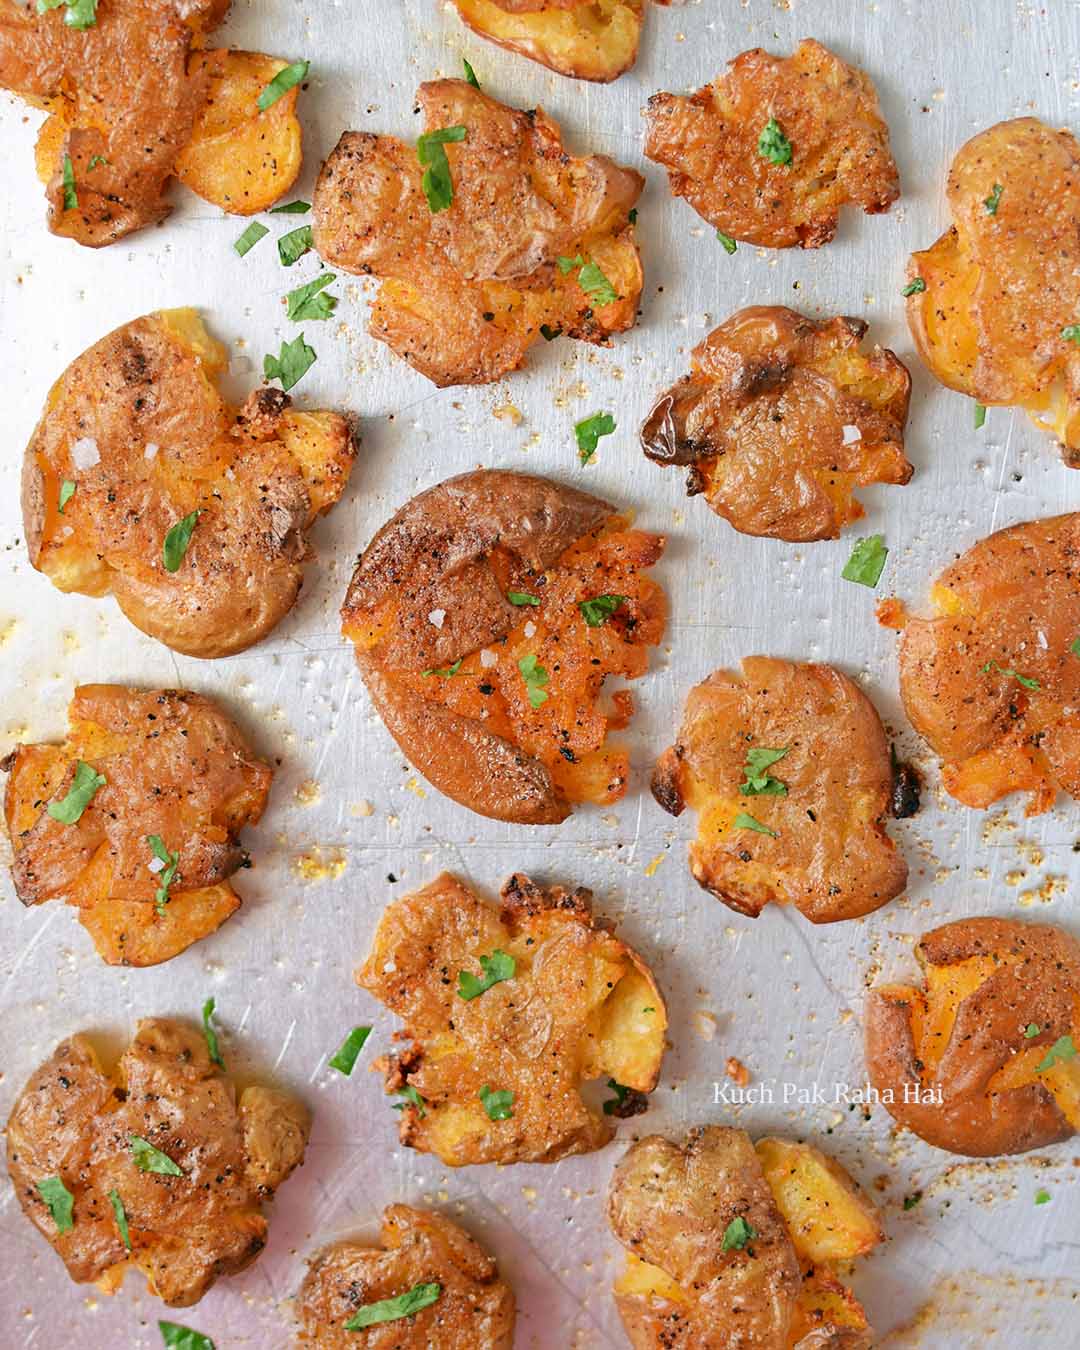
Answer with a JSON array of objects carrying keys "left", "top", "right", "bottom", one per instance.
[{"left": 2, "top": 0, "right": 1080, "bottom": 1344}]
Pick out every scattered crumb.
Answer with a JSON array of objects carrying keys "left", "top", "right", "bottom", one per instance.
[
  {"left": 726, "top": 1056, "right": 750, "bottom": 1087},
  {"left": 293, "top": 847, "right": 347, "bottom": 882},
  {"left": 295, "top": 779, "right": 321, "bottom": 807}
]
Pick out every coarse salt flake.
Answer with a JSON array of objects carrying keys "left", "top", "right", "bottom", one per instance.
[
  {"left": 841, "top": 424, "right": 862, "bottom": 445},
  {"left": 480, "top": 649, "right": 497, "bottom": 668},
  {"left": 428, "top": 609, "right": 446, "bottom": 629},
  {"left": 144, "top": 442, "right": 159, "bottom": 460},
  {"left": 524, "top": 621, "right": 536, "bottom": 638},
  {"left": 147, "top": 856, "right": 166, "bottom": 874},
  {"left": 70, "top": 436, "right": 99, "bottom": 470}
]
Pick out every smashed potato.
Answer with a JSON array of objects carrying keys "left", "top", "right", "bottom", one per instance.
[
  {"left": 644, "top": 39, "right": 899, "bottom": 248},
  {"left": 608, "top": 1126, "right": 883, "bottom": 1349},
  {"left": 296, "top": 1205, "right": 515, "bottom": 1348},
  {"left": 0, "top": 0, "right": 305, "bottom": 245},
  {"left": 897, "top": 513, "right": 1080, "bottom": 816},
  {"left": 342, "top": 470, "right": 666, "bottom": 824},
  {"left": 312, "top": 78, "right": 643, "bottom": 386},
  {"left": 652, "top": 656, "right": 908, "bottom": 924},
  {"left": 358, "top": 872, "right": 668, "bottom": 1166},
  {"left": 449, "top": 0, "right": 667, "bottom": 84},
  {"left": 7, "top": 1018, "right": 308, "bottom": 1305},
  {"left": 22, "top": 309, "right": 355, "bottom": 658},
  {"left": 641, "top": 307, "right": 912, "bottom": 541},
  {"left": 906, "top": 118, "right": 1080, "bottom": 462},
  {"left": 2, "top": 684, "right": 271, "bottom": 966},
  {"left": 866, "top": 917, "right": 1080, "bottom": 1157}
]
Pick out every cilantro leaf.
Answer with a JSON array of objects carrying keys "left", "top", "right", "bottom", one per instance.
[
  {"left": 732, "top": 811, "right": 778, "bottom": 838},
  {"left": 285, "top": 272, "right": 338, "bottom": 321},
  {"left": 392, "top": 1085, "right": 427, "bottom": 1118},
  {"left": 575, "top": 411, "right": 615, "bottom": 464},
  {"left": 578, "top": 261, "right": 618, "bottom": 306},
  {"left": 722, "top": 1216, "right": 757, "bottom": 1251},
  {"left": 47, "top": 759, "right": 105, "bottom": 824},
  {"left": 1024, "top": 1023, "right": 1041, "bottom": 1039},
  {"left": 417, "top": 125, "right": 467, "bottom": 213},
  {"left": 37, "top": 0, "right": 97, "bottom": 30},
  {"left": 36, "top": 1176, "right": 74, "bottom": 1233},
  {"left": 162, "top": 510, "right": 199, "bottom": 572},
  {"left": 202, "top": 997, "right": 224, "bottom": 1069},
  {"left": 344, "top": 1283, "right": 442, "bottom": 1331},
  {"left": 457, "top": 949, "right": 516, "bottom": 1001},
  {"left": 980, "top": 661, "right": 1040, "bottom": 691},
  {"left": 758, "top": 117, "right": 792, "bottom": 165},
  {"left": 557, "top": 254, "right": 585, "bottom": 274},
  {"left": 1035, "top": 1188, "right": 1051, "bottom": 1205},
  {"left": 740, "top": 746, "right": 789, "bottom": 796},
  {"left": 579, "top": 594, "right": 625, "bottom": 627},
  {"left": 234, "top": 221, "right": 268, "bottom": 257},
  {"left": 518, "top": 652, "right": 549, "bottom": 708},
  {"left": 902, "top": 1192, "right": 922, "bottom": 1211},
  {"left": 328, "top": 1025, "right": 371, "bottom": 1076},
  {"left": 984, "top": 182, "right": 1003, "bottom": 215},
  {"left": 603, "top": 1079, "right": 630, "bottom": 1115},
  {"left": 463, "top": 58, "right": 480, "bottom": 88},
  {"left": 58, "top": 479, "right": 76, "bottom": 513},
  {"left": 902, "top": 278, "right": 926, "bottom": 296},
  {"left": 421, "top": 657, "right": 463, "bottom": 678},
  {"left": 61, "top": 153, "right": 77, "bottom": 210},
  {"left": 717, "top": 230, "right": 737, "bottom": 254},
  {"left": 974, "top": 401, "right": 987, "bottom": 430},
  {"left": 257, "top": 59, "right": 309, "bottom": 112},
  {"left": 479, "top": 1085, "right": 514, "bottom": 1121},
  {"left": 269, "top": 200, "right": 311, "bottom": 214},
  {"left": 130, "top": 1135, "right": 183, "bottom": 1176},
  {"left": 1063, "top": 324, "right": 1080, "bottom": 345},
  {"left": 1036, "top": 1034, "right": 1077, "bottom": 1073},
  {"left": 87, "top": 153, "right": 108, "bottom": 170},
  {"left": 147, "top": 834, "right": 179, "bottom": 915},
  {"left": 1071, "top": 637, "right": 1080, "bottom": 659},
  {"left": 277, "top": 224, "right": 313, "bottom": 267},
  {"left": 507, "top": 590, "right": 540, "bottom": 607},
  {"left": 108, "top": 1188, "right": 131, "bottom": 1251},
  {"left": 842, "top": 535, "right": 888, "bottom": 588},
  {"left": 158, "top": 1323, "right": 215, "bottom": 1350},
  {"left": 264, "top": 334, "right": 316, "bottom": 391}
]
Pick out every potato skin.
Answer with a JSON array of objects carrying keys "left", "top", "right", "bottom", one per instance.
[
  {"left": 3, "top": 684, "right": 271, "bottom": 966},
  {"left": 358, "top": 872, "right": 668, "bottom": 1166},
  {"left": 342, "top": 469, "right": 666, "bottom": 824},
  {"left": 644, "top": 40, "right": 898, "bottom": 249},
  {"left": 865, "top": 917, "right": 1080, "bottom": 1157},
  {"left": 6, "top": 1018, "right": 309, "bottom": 1306},
  {"left": 22, "top": 309, "right": 355, "bottom": 657},
  {"left": 906, "top": 118, "right": 1080, "bottom": 461},
  {"left": 652, "top": 657, "right": 907, "bottom": 924},
  {"left": 450, "top": 0, "right": 649, "bottom": 84},
  {"left": 295, "top": 1206, "right": 515, "bottom": 1348},
  {"left": 641, "top": 307, "right": 912, "bottom": 541},
  {"left": 898, "top": 513, "right": 1080, "bottom": 815},
  {"left": 313, "top": 79, "right": 643, "bottom": 386}
]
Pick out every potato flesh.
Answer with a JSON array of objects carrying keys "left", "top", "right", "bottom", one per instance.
[
  {"left": 451, "top": 0, "right": 644, "bottom": 83},
  {"left": 754, "top": 1138, "right": 884, "bottom": 1266}
]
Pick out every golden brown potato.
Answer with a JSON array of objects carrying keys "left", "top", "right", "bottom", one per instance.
[
  {"left": 906, "top": 118, "right": 1080, "bottom": 463},
  {"left": 644, "top": 40, "right": 899, "bottom": 249},
  {"left": 607, "top": 1126, "right": 882, "bottom": 1349},
  {"left": 449, "top": 0, "right": 667, "bottom": 84},
  {"left": 652, "top": 656, "right": 908, "bottom": 924},
  {"left": 6, "top": 1018, "right": 309, "bottom": 1306},
  {"left": 0, "top": 0, "right": 304, "bottom": 246},
  {"left": 312, "top": 78, "right": 643, "bottom": 386},
  {"left": 342, "top": 470, "right": 666, "bottom": 824},
  {"left": 22, "top": 309, "right": 355, "bottom": 658},
  {"left": 641, "top": 307, "right": 912, "bottom": 541},
  {"left": 295, "top": 1205, "right": 515, "bottom": 1348},
  {"left": 896, "top": 514, "right": 1080, "bottom": 816},
  {"left": 2, "top": 684, "right": 271, "bottom": 966},
  {"left": 358, "top": 872, "right": 668, "bottom": 1167},
  {"left": 865, "top": 917, "right": 1080, "bottom": 1157}
]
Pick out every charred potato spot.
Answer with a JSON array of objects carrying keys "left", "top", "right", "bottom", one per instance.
[
  {"left": 652, "top": 656, "right": 907, "bottom": 924},
  {"left": 295, "top": 1205, "right": 515, "bottom": 1347},
  {"left": 6, "top": 1018, "right": 309, "bottom": 1305},
  {"left": 312, "top": 79, "right": 643, "bottom": 387},
  {"left": 22, "top": 309, "right": 355, "bottom": 657},
  {"left": 607, "top": 1126, "right": 882, "bottom": 1349},
  {"left": 357, "top": 872, "right": 667, "bottom": 1166},
  {"left": 641, "top": 307, "right": 912, "bottom": 541},
  {"left": 866, "top": 917, "right": 1080, "bottom": 1158},
  {"left": 0, "top": 0, "right": 303, "bottom": 245},
  {"left": 906, "top": 118, "right": 1080, "bottom": 461},
  {"left": 643, "top": 39, "right": 899, "bottom": 249},
  {"left": 342, "top": 470, "right": 666, "bottom": 825},
  {"left": 2, "top": 685, "right": 271, "bottom": 966},
  {"left": 898, "top": 514, "right": 1080, "bottom": 816}
]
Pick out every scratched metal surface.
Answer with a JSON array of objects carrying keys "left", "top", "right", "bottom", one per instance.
[{"left": 2, "top": 0, "right": 1080, "bottom": 1345}]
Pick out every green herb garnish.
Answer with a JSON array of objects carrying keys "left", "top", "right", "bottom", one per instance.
[
  {"left": 130, "top": 1135, "right": 183, "bottom": 1176},
  {"left": 158, "top": 1322, "right": 215, "bottom": 1350},
  {"left": 842, "top": 535, "right": 888, "bottom": 588},
  {"left": 162, "top": 510, "right": 199, "bottom": 572},
  {"left": 603, "top": 1079, "right": 630, "bottom": 1115},
  {"left": 1062, "top": 324, "right": 1080, "bottom": 345},
  {"left": 974, "top": 401, "right": 987, "bottom": 429},
  {"left": 285, "top": 272, "right": 338, "bottom": 321},
  {"left": 740, "top": 746, "right": 789, "bottom": 796},
  {"left": 479, "top": 1085, "right": 514, "bottom": 1120},
  {"left": 578, "top": 261, "right": 618, "bottom": 306},
  {"left": 61, "top": 153, "right": 77, "bottom": 210},
  {"left": 257, "top": 59, "right": 309, "bottom": 112},
  {"left": 1024, "top": 1023, "right": 1041, "bottom": 1039},
  {"left": 574, "top": 411, "right": 615, "bottom": 464},
  {"left": 463, "top": 58, "right": 480, "bottom": 88},
  {"left": 269, "top": 200, "right": 311, "bottom": 215},
  {"left": 984, "top": 183, "right": 1003, "bottom": 215},
  {"left": 902, "top": 278, "right": 926, "bottom": 296},
  {"left": 277, "top": 224, "right": 313, "bottom": 267},
  {"left": 58, "top": 479, "right": 76, "bottom": 513},
  {"left": 757, "top": 117, "right": 792, "bottom": 165},
  {"left": 980, "top": 661, "right": 1040, "bottom": 691},
  {"left": 418, "top": 125, "right": 467, "bottom": 213},
  {"left": 903, "top": 1192, "right": 922, "bottom": 1211},
  {"left": 421, "top": 657, "right": 463, "bottom": 678},
  {"left": 392, "top": 1085, "right": 427, "bottom": 1118},
  {"left": 36, "top": 1176, "right": 74, "bottom": 1233},
  {"left": 264, "top": 334, "right": 316, "bottom": 391},
  {"left": 518, "top": 653, "right": 549, "bottom": 708},
  {"left": 202, "top": 997, "right": 224, "bottom": 1069},
  {"left": 147, "top": 835, "right": 179, "bottom": 915},
  {"left": 37, "top": 0, "right": 97, "bottom": 31},
  {"left": 328, "top": 1026, "right": 371, "bottom": 1076},
  {"left": 47, "top": 760, "right": 105, "bottom": 824},
  {"left": 717, "top": 231, "right": 737, "bottom": 254},
  {"left": 579, "top": 594, "right": 625, "bottom": 627},
  {"left": 732, "top": 811, "right": 778, "bottom": 838},
  {"left": 458, "top": 949, "right": 515, "bottom": 1001},
  {"left": 344, "top": 1283, "right": 442, "bottom": 1331},
  {"left": 1071, "top": 637, "right": 1080, "bottom": 659},
  {"left": 1036, "top": 1035, "right": 1077, "bottom": 1073},
  {"left": 234, "top": 221, "right": 268, "bottom": 257},
  {"left": 87, "top": 153, "right": 108, "bottom": 170},
  {"left": 108, "top": 1189, "right": 131, "bottom": 1251},
  {"left": 1035, "top": 1188, "right": 1051, "bottom": 1205},
  {"left": 508, "top": 590, "right": 540, "bottom": 607},
  {"left": 722, "top": 1216, "right": 757, "bottom": 1251}
]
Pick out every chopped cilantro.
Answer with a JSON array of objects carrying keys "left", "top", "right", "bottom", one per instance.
[
  {"left": 603, "top": 1079, "right": 630, "bottom": 1115},
  {"left": 984, "top": 183, "right": 1003, "bottom": 215},
  {"left": 264, "top": 334, "right": 316, "bottom": 391},
  {"left": 344, "top": 1283, "right": 441, "bottom": 1331},
  {"left": 980, "top": 661, "right": 1039, "bottom": 691},
  {"left": 1035, "top": 1188, "right": 1051, "bottom": 1205},
  {"left": 234, "top": 221, "right": 268, "bottom": 257},
  {"left": 328, "top": 1026, "right": 372, "bottom": 1076},
  {"left": 202, "top": 997, "right": 224, "bottom": 1069},
  {"left": 458, "top": 949, "right": 516, "bottom": 1001},
  {"left": 269, "top": 200, "right": 311, "bottom": 214},
  {"left": 162, "top": 509, "right": 199, "bottom": 572},
  {"left": 58, "top": 479, "right": 76, "bottom": 513},
  {"left": 1024, "top": 1023, "right": 1041, "bottom": 1039},
  {"left": 285, "top": 272, "right": 338, "bottom": 321},
  {"left": 507, "top": 590, "right": 540, "bottom": 607},
  {"left": 902, "top": 277, "right": 926, "bottom": 296},
  {"left": 974, "top": 401, "right": 987, "bottom": 429},
  {"left": 61, "top": 154, "right": 77, "bottom": 210},
  {"left": 1036, "top": 1035, "right": 1077, "bottom": 1073},
  {"left": 579, "top": 594, "right": 625, "bottom": 627},
  {"left": 740, "top": 746, "right": 789, "bottom": 796},
  {"left": 518, "top": 653, "right": 549, "bottom": 708},
  {"left": 277, "top": 224, "right": 313, "bottom": 266},
  {"left": 462, "top": 58, "right": 480, "bottom": 88},
  {"left": 130, "top": 1135, "right": 183, "bottom": 1176},
  {"left": 47, "top": 760, "right": 105, "bottom": 824},
  {"left": 417, "top": 125, "right": 467, "bottom": 213},
  {"left": 158, "top": 1323, "right": 215, "bottom": 1350},
  {"left": 717, "top": 231, "right": 737, "bottom": 254},
  {"left": 257, "top": 59, "right": 309, "bottom": 112},
  {"left": 722, "top": 1216, "right": 757, "bottom": 1251},
  {"left": 36, "top": 1176, "right": 74, "bottom": 1233},
  {"left": 421, "top": 657, "right": 463, "bottom": 678},
  {"left": 842, "top": 535, "right": 888, "bottom": 588},
  {"left": 479, "top": 1085, "right": 514, "bottom": 1120},
  {"left": 757, "top": 117, "right": 792, "bottom": 165},
  {"left": 732, "top": 811, "right": 777, "bottom": 838},
  {"left": 575, "top": 411, "right": 615, "bottom": 464},
  {"left": 108, "top": 1189, "right": 131, "bottom": 1251},
  {"left": 147, "top": 834, "right": 179, "bottom": 915},
  {"left": 392, "top": 1085, "right": 427, "bottom": 1118}
]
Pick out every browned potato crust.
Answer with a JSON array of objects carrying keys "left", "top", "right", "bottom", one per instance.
[
  {"left": 2, "top": 684, "right": 271, "bottom": 966},
  {"left": 295, "top": 1205, "right": 515, "bottom": 1347},
  {"left": 358, "top": 872, "right": 668, "bottom": 1166},
  {"left": 641, "top": 307, "right": 912, "bottom": 541},
  {"left": 22, "top": 309, "right": 355, "bottom": 657},
  {"left": 644, "top": 40, "right": 899, "bottom": 249},
  {"left": 652, "top": 656, "right": 907, "bottom": 924},
  {"left": 897, "top": 513, "right": 1080, "bottom": 816},
  {"left": 906, "top": 118, "right": 1080, "bottom": 462},
  {"left": 0, "top": 0, "right": 304, "bottom": 246},
  {"left": 312, "top": 78, "right": 643, "bottom": 386},
  {"left": 6, "top": 1018, "right": 309, "bottom": 1306},
  {"left": 342, "top": 470, "right": 666, "bottom": 824},
  {"left": 607, "top": 1126, "right": 882, "bottom": 1349},
  {"left": 865, "top": 917, "right": 1080, "bottom": 1157}
]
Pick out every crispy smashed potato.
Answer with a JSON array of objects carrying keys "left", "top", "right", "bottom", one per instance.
[
  {"left": 7, "top": 1018, "right": 308, "bottom": 1305},
  {"left": 296, "top": 1205, "right": 515, "bottom": 1348},
  {"left": 652, "top": 656, "right": 908, "bottom": 924},
  {"left": 906, "top": 118, "right": 1080, "bottom": 462},
  {"left": 2, "top": 684, "right": 271, "bottom": 966},
  {"left": 0, "top": 0, "right": 304, "bottom": 246},
  {"left": 450, "top": 0, "right": 668, "bottom": 83},
  {"left": 866, "top": 917, "right": 1080, "bottom": 1157},
  {"left": 22, "top": 309, "right": 355, "bottom": 657},
  {"left": 342, "top": 470, "right": 666, "bottom": 824},
  {"left": 641, "top": 307, "right": 912, "bottom": 541},
  {"left": 644, "top": 39, "right": 899, "bottom": 249},
  {"left": 897, "top": 514, "right": 1080, "bottom": 816},
  {"left": 358, "top": 872, "right": 668, "bottom": 1166},
  {"left": 607, "top": 1126, "right": 883, "bottom": 1349},
  {"left": 312, "top": 78, "right": 643, "bottom": 386}
]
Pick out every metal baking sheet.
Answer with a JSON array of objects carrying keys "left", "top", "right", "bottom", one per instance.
[{"left": 2, "top": 0, "right": 1080, "bottom": 1345}]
